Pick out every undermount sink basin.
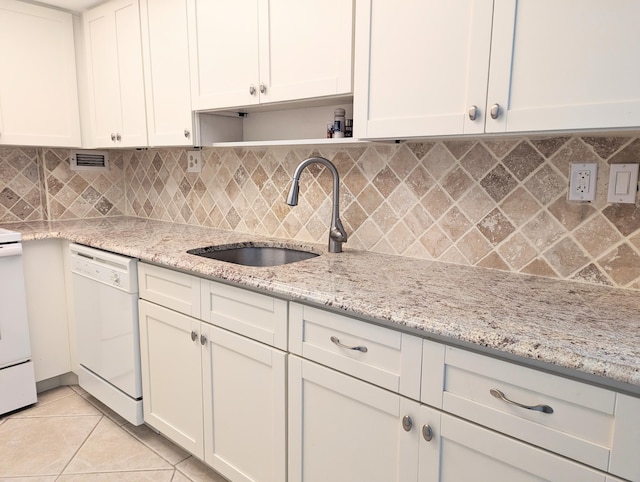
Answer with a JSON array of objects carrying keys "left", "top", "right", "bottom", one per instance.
[{"left": 187, "top": 245, "right": 319, "bottom": 267}]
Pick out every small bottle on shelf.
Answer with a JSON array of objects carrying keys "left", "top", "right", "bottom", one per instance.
[{"left": 333, "top": 108, "right": 345, "bottom": 138}]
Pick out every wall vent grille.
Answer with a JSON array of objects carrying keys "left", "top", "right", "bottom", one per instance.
[{"left": 70, "top": 150, "right": 109, "bottom": 171}]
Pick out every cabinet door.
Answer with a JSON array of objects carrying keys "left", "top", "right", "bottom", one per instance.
[
  {"left": 610, "top": 393, "right": 640, "bottom": 481},
  {"left": 487, "top": 0, "right": 640, "bottom": 133},
  {"left": 436, "top": 413, "right": 607, "bottom": 482},
  {"left": 0, "top": 0, "right": 80, "bottom": 147},
  {"left": 83, "top": 0, "right": 147, "bottom": 147},
  {"left": 288, "top": 356, "right": 420, "bottom": 482},
  {"left": 262, "top": 0, "right": 353, "bottom": 104},
  {"left": 138, "top": 300, "right": 204, "bottom": 458},
  {"left": 353, "top": 0, "right": 494, "bottom": 139},
  {"left": 140, "top": 0, "right": 195, "bottom": 146},
  {"left": 187, "top": 0, "right": 260, "bottom": 110},
  {"left": 202, "top": 324, "right": 286, "bottom": 482}
]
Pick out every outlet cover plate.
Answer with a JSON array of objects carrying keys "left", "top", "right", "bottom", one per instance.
[
  {"left": 187, "top": 150, "right": 202, "bottom": 173},
  {"left": 568, "top": 163, "right": 598, "bottom": 201}
]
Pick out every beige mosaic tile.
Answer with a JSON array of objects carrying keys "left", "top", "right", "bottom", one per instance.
[
  {"left": 0, "top": 147, "right": 44, "bottom": 222},
  {"left": 598, "top": 243, "right": 640, "bottom": 286},
  {"left": 3, "top": 134, "right": 640, "bottom": 290},
  {"left": 503, "top": 141, "right": 545, "bottom": 181},
  {"left": 544, "top": 237, "right": 590, "bottom": 278},
  {"left": 42, "top": 149, "right": 125, "bottom": 220}
]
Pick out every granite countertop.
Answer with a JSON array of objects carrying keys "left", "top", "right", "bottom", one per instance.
[{"left": 5, "top": 216, "right": 640, "bottom": 394}]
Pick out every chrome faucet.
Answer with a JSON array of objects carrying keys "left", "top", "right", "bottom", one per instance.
[{"left": 286, "top": 157, "right": 348, "bottom": 253}]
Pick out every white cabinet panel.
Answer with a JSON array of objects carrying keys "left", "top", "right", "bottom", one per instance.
[
  {"left": 487, "top": 0, "right": 640, "bottom": 133},
  {"left": 355, "top": 0, "right": 640, "bottom": 139},
  {"left": 139, "top": 300, "right": 204, "bottom": 457},
  {"left": 22, "top": 239, "right": 71, "bottom": 382},
  {"left": 201, "top": 280, "right": 287, "bottom": 350},
  {"left": 202, "top": 324, "right": 286, "bottom": 482},
  {"left": 289, "top": 302, "right": 422, "bottom": 399},
  {"left": 83, "top": 0, "right": 147, "bottom": 148},
  {"left": 353, "top": 0, "right": 493, "bottom": 138},
  {"left": 288, "top": 356, "right": 421, "bottom": 482},
  {"left": 138, "top": 262, "right": 201, "bottom": 318},
  {"left": 261, "top": 0, "right": 353, "bottom": 104},
  {"left": 0, "top": 0, "right": 80, "bottom": 147},
  {"left": 187, "top": 0, "right": 260, "bottom": 110},
  {"left": 188, "top": 0, "right": 353, "bottom": 111},
  {"left": 442, "top": 346, "right": 616, "bottom": 471},
  {"left": 438, "top": 413, "right": 606, "bottom": 482},
  {"left": 140, "top": 0, "right": 195, "bottom": 146},
  {"left": 610, "top": 393, "right": 640, "bottom": 481},
  {"left": 139, "top": 270, "right": 288, "bottom": 478}
]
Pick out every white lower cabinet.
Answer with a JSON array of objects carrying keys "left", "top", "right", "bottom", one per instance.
[
  {"left": 138, "top": 263, "right": 287, "bottom": 482},
  {"left": 289, "top": 356, "right": 608, "bottom": 482},
  {"left": 202, "top": 323, "right": 286, "bottom": 482},
  {"left": 288, "top": 356, "right": 424, "bottom": 482},
  {"left": 138, "top": 263, "right": 640, "bottom": 482},
  {"left": 139, "top": 299, "right": 204, "bottom": 457},
  {"left": 437, "top": 412, "right": 607, "bottom": 482}
]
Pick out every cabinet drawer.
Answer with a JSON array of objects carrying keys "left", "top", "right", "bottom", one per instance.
[
  {"left": 201, "top": 280, "right": 288, "bottom": 350},
  {"left": 289, "top": 303, "right": 422, "bottom": 399},
  {"left": 138, "top": 263, "right": 201, "bottom": 317},
  {"left": 441, "top": 346, "right": 617, "bottom": 472}
]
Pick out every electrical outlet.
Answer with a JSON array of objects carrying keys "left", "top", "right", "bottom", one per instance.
[
  {"left": 187, "top": 150, "right": 202, "bottom": 173},
  {"left": 568, "top": 163, "right": 597, "bottom": 201}
]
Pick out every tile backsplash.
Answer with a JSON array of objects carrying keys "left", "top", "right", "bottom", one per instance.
[{"left": 2, "top": 136, "right": 640, "bottom": 290}]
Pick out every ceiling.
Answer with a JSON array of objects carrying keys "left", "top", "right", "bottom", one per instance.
[{"left": 33, "top": 0, "right": 104, "bottom": 13}]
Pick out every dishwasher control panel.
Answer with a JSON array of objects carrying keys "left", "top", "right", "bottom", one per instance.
[{"left": 70, "top": 243, "right": 138, "bottom": 293}]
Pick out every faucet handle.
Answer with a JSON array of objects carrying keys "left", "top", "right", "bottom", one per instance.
[{"left": 331, "top": 218, "right": 348, "bottom": 243}]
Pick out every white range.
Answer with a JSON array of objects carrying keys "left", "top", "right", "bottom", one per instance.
[{"left": 0, "top": 227, "right": 37, "bottom": 415}]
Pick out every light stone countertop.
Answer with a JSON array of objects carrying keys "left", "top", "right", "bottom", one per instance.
[{"left": 5, "top": 216, "right": 640, "bottom": 394}]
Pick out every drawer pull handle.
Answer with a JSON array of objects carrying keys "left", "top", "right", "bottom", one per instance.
[
  {"left": 330, "top": 336, "right": 368, "bottom": 353},
  {"left": 490, "top": 388, "right": 554, "bottom": 414}
]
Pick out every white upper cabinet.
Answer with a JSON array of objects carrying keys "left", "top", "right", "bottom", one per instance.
[
  {"left": 83, "top": 0, "right": 147, "bottom": 148},
  {"left": 355, "top": 0, "right": 640, "bottom": 139},
  {"left": 0, "top": 0, "right": 81, "bottom": 147},
  {"left": 140, "top": 0, "right": 195, "bottom": 146},
  {"left": 487, "top": 0, "right": 640, "bottom": 133},
  {"left": 353, "top": 0, "right": 493, "bottom": 139},
  {"left": 188, "top": 0, "right": 354, "bottom": 111}
]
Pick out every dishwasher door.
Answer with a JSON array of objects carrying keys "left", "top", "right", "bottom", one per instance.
[
  {"left": 71, "top": 244, "right": 141, "bottom": 399},
  {"left": 74, "top": 274, "right": 142, "bottom": 398}
]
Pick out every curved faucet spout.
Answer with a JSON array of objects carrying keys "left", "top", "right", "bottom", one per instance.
[{"left": 286, "top": 157, "right": 348, "bottom": 253}]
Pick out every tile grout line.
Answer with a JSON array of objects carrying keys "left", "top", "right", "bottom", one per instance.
[{"left": 54, "top": 413, "right": 105, "bottom": 480}]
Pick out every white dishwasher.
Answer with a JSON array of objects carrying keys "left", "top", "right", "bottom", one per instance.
[{"left": 70, "top": 243, "right": 143, "bottom": 425}]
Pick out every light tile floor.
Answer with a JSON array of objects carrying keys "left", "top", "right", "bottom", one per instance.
[{"left": 0, "top": 385, "right": 228, "bottom": 481}]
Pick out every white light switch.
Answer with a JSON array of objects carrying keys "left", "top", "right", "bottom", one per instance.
[{"left": 607, "top": 164, "right": 639, "bottom": 203}]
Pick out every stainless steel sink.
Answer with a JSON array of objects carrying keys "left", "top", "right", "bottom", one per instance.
[{"left": 187, "top": 245, "right": 319, "bottom": 267}]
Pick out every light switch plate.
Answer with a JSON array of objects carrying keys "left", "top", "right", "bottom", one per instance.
[
  {"left": 607, "top": 164, "right": 639, "bottom": 203},
  {"left": 568, "top": 163, "right": 598, "bottom": 201}
]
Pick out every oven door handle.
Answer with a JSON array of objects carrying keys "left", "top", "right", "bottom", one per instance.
[{"left": 0, "top": 243, "right": 22, "bottom": 257}]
